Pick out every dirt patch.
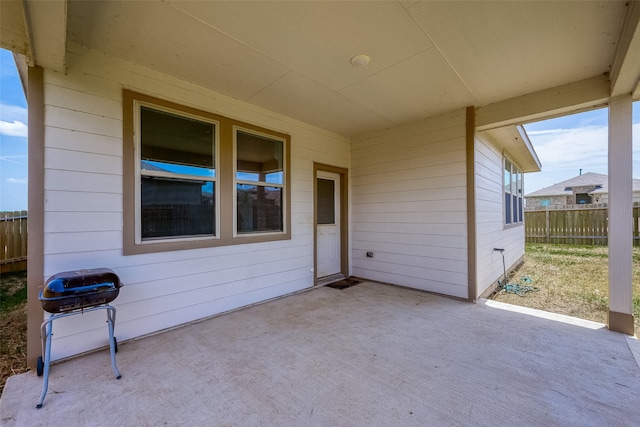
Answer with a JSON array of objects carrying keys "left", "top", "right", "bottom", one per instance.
[
  {"left": 492, "top": 244, "right": 640, "bottom": 333},
  {"left": 0, "top": 271, "right": 28, "bottom": 395}
]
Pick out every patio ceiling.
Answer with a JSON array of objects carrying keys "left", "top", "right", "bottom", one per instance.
[{"left": 2, "top": 1, "right": 639, "bottom": 137}]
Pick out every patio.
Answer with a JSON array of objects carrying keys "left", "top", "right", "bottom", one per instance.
[{"left": 1, "top": 281, "right": 639, "bottom": 426}]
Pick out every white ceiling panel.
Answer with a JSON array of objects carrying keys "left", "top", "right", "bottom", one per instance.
[
  {"left": 67, "top": 1, "right": 291, "bottom": 101},
  {"left": 169, "top": 1, "right": 433, "bottom": 92},
  {"left": 248, "top": 71, "right": 394, "bottom": 137},
  {"left": 51, "top": 0, "right": 633, "bottom": 137},
  {"left": 406, "top": 1, "right": 627, "bottom": 104},
  {"left": 341, "top": 47, "right": 476, "bottom": 124}
]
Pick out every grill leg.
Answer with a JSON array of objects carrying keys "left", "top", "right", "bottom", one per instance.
[
  {"left": 106, "top": 306, "right": 121, "bottom": 379},
  {"left": 36, "top": 316, "right": 54, "bottom": 408},
  {"left": 35, "top": 305, "right": 121, "bottom": 408}
]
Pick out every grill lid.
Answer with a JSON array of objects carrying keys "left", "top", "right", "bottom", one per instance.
[{"left": 39, "top": 268, "right": 122, "bottom": 313}]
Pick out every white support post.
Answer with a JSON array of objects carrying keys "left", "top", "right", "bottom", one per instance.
[{"left": 608, "top": 94, "right": 635, "bottom": 335}]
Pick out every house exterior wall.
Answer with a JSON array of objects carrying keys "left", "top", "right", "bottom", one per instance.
[
  {"left": 592, "top": 192, "right": 640, "bottom": 205},
  {"left": 526, "top": 195, "right": 570, "bottom": 208},
  {"left": 41, "top": 43, "right": 350, "bottom": 361},
  {"left": 528, "top": 192, "right": 640, "bottom": 207},
  {"left": 350, "top": 110, "right": 469, "bottom": 298},
  {"left": 475, "top": 135, "right": 525, "bottom": 296}
]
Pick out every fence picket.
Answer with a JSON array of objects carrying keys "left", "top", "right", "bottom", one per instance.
[
  {"left": 1, "top": 211, "right": 28, "bottom": 272},
  {"left": 525, "top": 203, "right": 640, "bottom": 246}
]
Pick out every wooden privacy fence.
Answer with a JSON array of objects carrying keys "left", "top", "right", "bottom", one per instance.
[
  {"left": 1, "top": 210, "right": 28, "bottom": 273},
  {"left": 525, "top": 204, "right": 640, "bottom": 246}
]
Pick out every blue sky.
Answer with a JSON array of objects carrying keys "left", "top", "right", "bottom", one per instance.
[
  {"left": 0, "top": 47, "right": 639, "bottom": 210},
  {"left": 1, "top": 48, "right": 28, "bottom": 212},
  {"left": 523, "top": 104, "right": 640, "bottom": 194}
]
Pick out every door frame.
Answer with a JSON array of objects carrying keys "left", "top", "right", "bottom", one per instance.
[{"left": 313, "top": 163, "right": 349, "bottom": 285}]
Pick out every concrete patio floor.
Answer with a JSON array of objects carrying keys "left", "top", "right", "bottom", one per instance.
[{"left": 1, "top": 281, "right": 639, "bottom": 426}]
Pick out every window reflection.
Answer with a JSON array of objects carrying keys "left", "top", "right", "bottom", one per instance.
[
  {"left": 236, "top": 131, "right": 283, "bottom": 184},
  {"left": 142, "top": 178, "right": 215, "bottom": 238},
  {"left": 237, "top": 185, "right": 283, "bottom": 233},
  {"left": 236, "top": 130, "right": 285, "bottom": 234},
  {"left": 140, "top": 106, "right": 216, "bottom": 239}
]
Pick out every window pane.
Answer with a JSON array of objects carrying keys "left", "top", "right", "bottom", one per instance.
[
  {"left": 265, "top": 171, "right": 283, "bottom": 184},
  {"left": 512, "top": 194, "right": 518, "bottom": 223},
  {"left": 141, "top": 178, "right": 215, "bottom": 239},
  {"left": 141, "top": 106, "right": 215, "bottom": 178},
  {"left": 317, "top": 178, "right": 335, "bottom": 225},
  {"left": 518, "top": 197, "right": 523, "bottom": 222},
  {"left": 576, "top": 193, "right": 592, "bottom": 204},
  {"left": 237, "top": 184, "right": 283, "bottom": 233},
  {"left": 504, "top": 160, "right": 512, "bottom": 194},
  {"left": 236, "top": 131, "right": 283, "bottom": 184},
  {"left": 505, "top": 192, "right": 511, "bottom": 224}
]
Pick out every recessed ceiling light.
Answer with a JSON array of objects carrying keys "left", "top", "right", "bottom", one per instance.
[{"left": 350, "top": 54, "right": 371, "bottom": 67}]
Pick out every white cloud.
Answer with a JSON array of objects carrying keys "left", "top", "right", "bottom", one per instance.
[
  {"left": 6, "top": 177, "right": 27, "bottom": 184},
  {"left": 524, "top": 122, "right": 640, "bottom": 193},
  {"left": 527, "top": 128, "right": 570, "bottom": 136},
  {"left": 0, "top": 120, "right": 27, "bottom": 137},
  {"left": 529, "top": 125, "right": 609, "bottom": 173},
  {"left": 0, "top": 103, "right": 27, "bottom": 137},
  {"left": 0, "top": 103, "right": 27, "bottom": 122}
]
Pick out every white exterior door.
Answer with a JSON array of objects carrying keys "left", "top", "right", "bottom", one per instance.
[{"left": 316, "top": 171, "right": 341, "bottom": 278}]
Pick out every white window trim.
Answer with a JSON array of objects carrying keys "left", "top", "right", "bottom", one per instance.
[
  {"left": 504, "top": 156, "right": 524, "bottom": 228},
  {"left": 133, "top": 100, "right": 221, "bottom": 245}
]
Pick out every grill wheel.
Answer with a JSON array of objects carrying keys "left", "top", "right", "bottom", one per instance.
[{"left": 36, "top": 357, "right": 44, "bottom": 377}]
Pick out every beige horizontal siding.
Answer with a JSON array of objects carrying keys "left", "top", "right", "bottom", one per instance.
[
  {"left": 351, "top": 109, "right": 468, "bottom": 298},
  {"left": 475, "top": 135, "right": 525, "bottom": 296},
  {"left": 42, "top": 43, "right": 350, "bottom": 361}
]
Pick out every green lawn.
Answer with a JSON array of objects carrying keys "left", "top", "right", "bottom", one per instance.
[{"left": 492, "top": 243, "right": 640, "bottom": 333}]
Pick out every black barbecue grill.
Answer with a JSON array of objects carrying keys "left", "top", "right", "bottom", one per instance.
[
  {"left": 40, "top": 268, "right": 122, "bottom": 313},
  {"left": 36, "top": 268, "right": 123, "bottom": 408}
]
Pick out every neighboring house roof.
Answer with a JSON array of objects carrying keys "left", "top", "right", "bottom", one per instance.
[
  {"left": 526, "top": 172, "right": 640, "bottom": 197},
  {"left": 140, "top": 160, "right": 169, "bottom": 173}
]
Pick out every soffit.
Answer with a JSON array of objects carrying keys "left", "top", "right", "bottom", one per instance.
[
  {"left": 480, "top": 126, "right": 541, "bottom": 173},
  {"left": 0, "top": 0, "right": 67, "bottom": 71},
  {"left": 0, "top": 1, "right": 29, "bottom": 56},
  {"left": 60, "top": 1, "right": 629, "bottom": 137}
]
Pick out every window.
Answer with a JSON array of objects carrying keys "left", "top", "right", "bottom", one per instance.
[
  {"left": 316, "top": 178, "right": 335, "bottom": 225},
  {"left": 123, "top": 91, "right": 291, "bottom": 254},
  {"left": 504, "top": 159, "right": 523, "bottom": 225},
  {"left": 576, "top": 193, "right": 592, "bottom": 204},
  {"left": 235, "top": 129, "right": 285, "bottom": 234},
  {"left": 139, "top": 106, "right": 217, "bottom": 240}
]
